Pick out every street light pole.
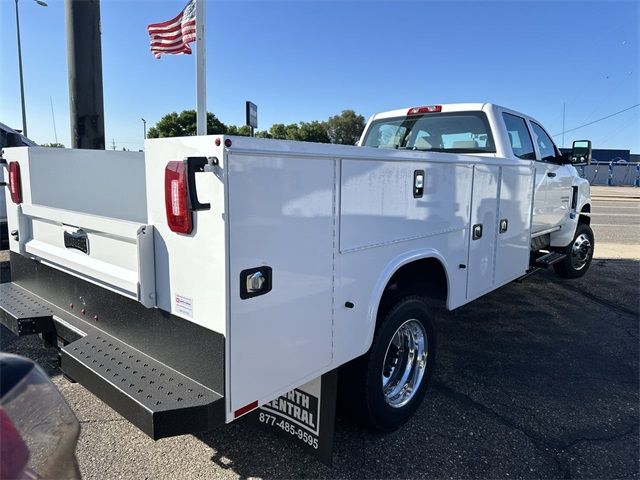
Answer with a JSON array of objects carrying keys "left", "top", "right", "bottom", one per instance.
[
  {"left": 15, "top": 0, "right": 27, "bottom": 137},
  {"left": 14, "top": 0, "right": 47, "bottom": 138},
  {"left": 141, "top": 118, "right": 147, "bottom": 140}
]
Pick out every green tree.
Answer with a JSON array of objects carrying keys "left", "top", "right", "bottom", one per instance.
[
  {"left": 226, "top": 125, "right": 252, "bottom": 136},
  {"left": 41, "top": 142, "right": 65, "bottom": 148},
  {"left": 255, "top": 130, "right": 271, "bottom": 138},
  {"left": 325, "top": 110, "right": 366, "bottom": 145},
  {"left": 269, "top": 124, "right": 288, "bottom": 140},
  {"left": 298, "top": 121, "right": 330, "bottom": 143},
  {"left": 285, "top": 124, "right": 301, "bottom": 141},
  {"left": 147, "top": 110, "right": 226, "bottom": 138}
]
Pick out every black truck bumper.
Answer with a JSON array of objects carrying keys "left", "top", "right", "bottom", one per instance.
[{"left": 0, "top": 252, "right": 225, "bottom": 440}]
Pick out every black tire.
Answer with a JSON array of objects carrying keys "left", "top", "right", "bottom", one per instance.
[
  {"left": 553, "top": 223, "right": 595, "bottom": 279},
  {"left": 339, "top": 296, "right": 436, "bottom": 432}
]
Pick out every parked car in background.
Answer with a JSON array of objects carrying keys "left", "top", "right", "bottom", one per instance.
[{"left": 0, "top": 122, "right": 37, "bottom": 248}]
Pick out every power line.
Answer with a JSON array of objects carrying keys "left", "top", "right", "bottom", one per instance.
[{"left": 552, "top": 104, "right": 640, "bottom": 137}]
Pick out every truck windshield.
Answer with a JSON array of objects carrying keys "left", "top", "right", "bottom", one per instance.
[{"left": 362, "top": 111, "right": 496, "bottom": 153}]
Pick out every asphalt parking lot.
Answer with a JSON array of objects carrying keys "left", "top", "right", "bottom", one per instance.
[{"left": 1, "top": 186, "right": 638, "bottom": 479}]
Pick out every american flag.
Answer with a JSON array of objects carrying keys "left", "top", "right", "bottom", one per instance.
[{"left": 147, "top": 0, "right": 197, "bottom": 59}]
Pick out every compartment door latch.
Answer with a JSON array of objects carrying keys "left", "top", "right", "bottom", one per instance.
[{"left": 240, "top": 266, "right": 273, "bottom": 299}]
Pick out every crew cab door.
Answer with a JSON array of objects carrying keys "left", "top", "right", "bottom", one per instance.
[
  {"left": 501, "top": 112, "right": 546, "bottom": 232},
  {"left": 529, "top": 121, "right": 573, "bottom": 228}
]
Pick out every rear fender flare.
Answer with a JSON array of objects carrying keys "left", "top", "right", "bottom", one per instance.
[{"left": 363, "top": 249, "right": 450, "bottom": 354}]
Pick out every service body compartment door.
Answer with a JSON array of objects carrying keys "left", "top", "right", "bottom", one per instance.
[
  {"left": 466, "top": 164, "right": 499, "bottom": 300},
  {"left": 227, "top": 153, "right": 335, "bottom": 412},
  {"left": 495, "top": 165, "right": 533, "bottom": 285}
]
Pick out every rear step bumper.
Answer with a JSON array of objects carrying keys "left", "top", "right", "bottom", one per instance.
[
  {"left": 1, "top": 253, "right": 226, "bottom": 440},
  {"left": 62, "top": 332, "right": 224, "bottom": 439},
  {"left": 0, "top": 282, "right": 54, "bottom": 336}
]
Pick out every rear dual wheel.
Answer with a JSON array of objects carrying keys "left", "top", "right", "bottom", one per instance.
[{"left": 340, "top": 296, "right": 436, "bottom": 432}]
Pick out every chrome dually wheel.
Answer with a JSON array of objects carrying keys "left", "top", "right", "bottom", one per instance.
[
  {"left": 339, "top": 296, "right": 436, "bottom": 432},
  {"left": 554, "top": 223, "right": 595, "bottom": 279},
  {"left": 381, "top": 319, "right": 428, "bottom": 408},
  {"left": 571, "top": 233, "right": 592, "bottom": 271}
]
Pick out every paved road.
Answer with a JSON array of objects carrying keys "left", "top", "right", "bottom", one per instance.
[
  {"left": 589, "top": 187, "right": 640, "bottom": 258},
  {"left": 1, "top": 191, "right": 638, "bottom": 479}
]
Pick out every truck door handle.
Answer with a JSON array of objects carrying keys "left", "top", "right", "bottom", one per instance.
[
  {"left": 547, "top": 172, "right": 556, "bottom": 178},
  {"left": 413, "top": 170, "right": 424, "bottom": 198},
  {"left": 472, "top": 224, "right": 483, "bottom": 240}
]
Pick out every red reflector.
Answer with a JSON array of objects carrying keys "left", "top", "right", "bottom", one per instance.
[
  {"left": 407, "top": 105, "right": 442, "bottom": 115},
  {"left": 164, "top": 161, "right": 192, "bottom": 234},
  {"left": 234, "top": 400, "right": 258, "bottom": 418},
  {"left": 8, "top": 162, "right": 22, "bottom": 204}
]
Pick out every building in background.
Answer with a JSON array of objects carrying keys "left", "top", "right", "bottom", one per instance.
[{"left": 561, "top": 148, "right": 639, "bottom": 186}]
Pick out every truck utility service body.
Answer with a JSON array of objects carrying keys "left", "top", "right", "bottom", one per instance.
[{"left": 1, "top": 103, "right": 593, "bottom": 439}]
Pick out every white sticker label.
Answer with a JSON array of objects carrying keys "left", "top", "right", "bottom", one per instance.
[{"left": 175, "top": 294, "right": 193, "bottom": 318}]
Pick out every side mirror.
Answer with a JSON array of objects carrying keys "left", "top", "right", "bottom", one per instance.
[{"left": 569, "top": 140, "right": 591, "bottom": 166}]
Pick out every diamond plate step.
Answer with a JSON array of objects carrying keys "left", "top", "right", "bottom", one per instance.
[
  {"left": 0, "top": 282, "right": 54, "bottom": 336},
  {"left": 61, "top": 332, "right": 224, "bottom": 439}
]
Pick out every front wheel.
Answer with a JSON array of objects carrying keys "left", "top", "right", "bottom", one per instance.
[
  {"left": 553, "top": 223, "right": 595, "bottom": 279},
  {"left": 340, "top": 296, "right": 437, "bottom": 432}
]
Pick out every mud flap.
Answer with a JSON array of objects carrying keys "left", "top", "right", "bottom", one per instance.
[{"left": 248, "top": 369, "right": 338, "bottom": 465}]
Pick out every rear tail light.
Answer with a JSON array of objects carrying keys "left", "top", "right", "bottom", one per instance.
[
  {"left": 8, "top": 162, "right": 22, "bottom": 204},
  {"left": 164, "top": 161, "right": 193, "bottom": 234},
  {"left": 407, "top": 105, "right": 442, "bottom": 115}
]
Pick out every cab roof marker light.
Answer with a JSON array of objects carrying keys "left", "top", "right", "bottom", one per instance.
[{"left": 407, "top": 105, "right": 442, "bottom": 115}]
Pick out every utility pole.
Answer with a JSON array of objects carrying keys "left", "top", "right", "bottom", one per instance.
[
  {"left": 111, "top": 138, "right": 116, "bottom": 150},
  {"left": 50, "top": 96, "right": 58, "bottom": 143},
  {"left": 562, "top": 102, "right": 566, "bottom": 148},
  {"left": 65, "top": 0, "right": 105, "bottom": 149}
]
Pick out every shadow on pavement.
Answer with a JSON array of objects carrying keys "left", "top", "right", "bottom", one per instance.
[{"left": 190, "top": 258, "right": 639, "bottom": 479}]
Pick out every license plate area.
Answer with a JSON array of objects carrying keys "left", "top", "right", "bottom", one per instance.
[{"left": 64, "top": 230, "right": 89, "bottom": 254}]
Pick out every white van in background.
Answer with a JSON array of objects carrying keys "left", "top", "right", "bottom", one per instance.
[{"left": 0, "top": 122, "right": 37, "bottom": 248}]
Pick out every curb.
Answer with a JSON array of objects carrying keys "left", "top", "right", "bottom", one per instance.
[{"left": 592, "top": 195, "right": 640, "bottom": 200}]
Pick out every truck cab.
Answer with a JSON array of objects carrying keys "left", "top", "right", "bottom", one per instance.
[{"left": 358, "top": 103, "right": 592, "bottom": 253}]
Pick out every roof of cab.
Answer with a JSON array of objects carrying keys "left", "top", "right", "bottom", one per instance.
[
  {"left": 371, "top": 103, "right": 497, "bottom": 121},
  {"left": 0, "top": 122, "right": 38, "bottom": 147}
]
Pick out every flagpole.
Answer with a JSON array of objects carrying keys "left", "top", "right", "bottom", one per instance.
[{"left": 195, "top": 0, "right": 206, "bottom": 135}]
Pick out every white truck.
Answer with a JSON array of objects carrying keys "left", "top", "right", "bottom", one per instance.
[{"left": 0, "top": 103, "right": 593, "bottom": 442}]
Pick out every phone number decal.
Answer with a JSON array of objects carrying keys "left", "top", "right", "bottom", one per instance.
[{"left": 258, "top": 412, "right": 319, "bottom": 449}]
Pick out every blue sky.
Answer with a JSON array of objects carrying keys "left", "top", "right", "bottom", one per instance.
[{"left": 1, "top": 0, "right": 638, "bottom": 152}]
